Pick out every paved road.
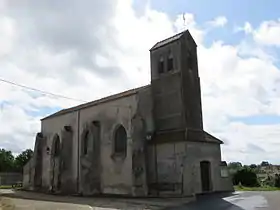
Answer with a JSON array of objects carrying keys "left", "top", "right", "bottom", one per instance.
[
  {"left": 176, "top": 191, "right": 280, "bottom": 210},
  {"left": 1, "top": 190, "right": 280, "bottom": 210}
]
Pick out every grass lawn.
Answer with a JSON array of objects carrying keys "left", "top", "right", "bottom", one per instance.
[
  {"left": 0, "top": 185, "right": 13, "bottom": 189},
  {"left": 234, "top": 185, "right": 280, "bottom": 191}
]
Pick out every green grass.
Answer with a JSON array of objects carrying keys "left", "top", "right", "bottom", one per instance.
[
  {"left": 0, "top": 185, "right": 22, "bottom": 190},
  {"left": 0, "top": 185, "right": 13, "bottom": 189},
  {"left": 234, "top": 185, "right": 280, "bottom": 191}
]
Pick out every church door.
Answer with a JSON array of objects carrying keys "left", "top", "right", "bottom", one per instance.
[{"left": 200, "top": 161, "right": 212, "bottom": 192}]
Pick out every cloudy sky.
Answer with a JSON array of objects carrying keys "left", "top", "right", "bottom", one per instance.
[{"left": 1, "top": 0, "right": 280, "bottom": 164}]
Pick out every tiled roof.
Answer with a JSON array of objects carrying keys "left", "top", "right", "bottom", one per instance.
[
  {"left": 204, "top": 131, "right": 224, "bottom": 144},
  {"left": 150, "top": 30, "right": 186, "bottom": 51},
  {"left": 187, "top": 129, "right": 223, "bottom": 144},
  {"left": 41, "top": 85, "right": 150, "bottom": 120},
  {"left": 151, "top": 128, "right": 223, "bottom": 144}
]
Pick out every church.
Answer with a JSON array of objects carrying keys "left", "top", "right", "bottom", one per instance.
[{"left": 23, "top": 30, "right": 233, "bottom": 197}]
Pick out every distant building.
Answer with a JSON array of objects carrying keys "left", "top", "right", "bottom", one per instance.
[
  {"left": 258, "top": 165, "right": 280, "bottom": 177},
  {"left": 23, "top": 30, "right": 233, "bottom": 197}
]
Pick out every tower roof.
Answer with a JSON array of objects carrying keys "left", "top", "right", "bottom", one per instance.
[{"left": 150, "top": 30, "right": 196, "bottom": 51}]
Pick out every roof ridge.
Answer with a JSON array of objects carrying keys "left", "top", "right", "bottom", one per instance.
[
  {"left": 150, "top": 30, "right": 188, "bottom": 51},
  {"left": 41, "top": 85, "right": 150, "bottom": 120},
  {"left": 156, "top": 30, "right": 186, "bottom": 45}
]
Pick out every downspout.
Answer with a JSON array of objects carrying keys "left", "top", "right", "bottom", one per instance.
[{"left": 77, "top": 110, "right": 81, "bottom": 194}]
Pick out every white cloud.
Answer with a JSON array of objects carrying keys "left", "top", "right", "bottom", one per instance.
[
  {"left": 253, "top": 19, "right": 280, "bottom": 46},
  {"left": 207, "top": 16, "right": 228, "bottom": 27},
  {"left": 219, "top": 123, "right": 280, "bottom": 165},
  {"left": 0, "top": 104, "right": 40, "bottom": 152},
  {"left": 234, "top": 21, "right": 253, "bottom": 34},
  {"left": 0, "top": 16, "right": 17, "bottom": 56},
  {"left": 244, "top": 22, "right": 253, "bottom": 34},
  {"left": 236, "top": 19, "right": 280, "bottom": 48},
  {"left": 0, "top": 0, "right": 280, "bottom": 165}
]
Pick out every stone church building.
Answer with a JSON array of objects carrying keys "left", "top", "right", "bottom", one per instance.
[{"left": 23, "top": 30, "right": 233, "bottom": 197}]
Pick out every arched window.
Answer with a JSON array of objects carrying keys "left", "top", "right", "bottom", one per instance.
[
  {"left": 167, "top": 53, "right": 173, "bottom": 71},
  {"left": 83, "top": 131, "right": 89, "bottom": 155},
  {"left": 53, "top": 135, "right": 60, "bottom": 157},
  {"left": 114, "top": 125, "right": 127, "bottom": 155},
  {"left": 158, "top": 57, "right": 164, "bottom": 74}
]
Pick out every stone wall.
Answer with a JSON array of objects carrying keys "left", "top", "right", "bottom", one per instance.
[
  {"left": 180, "top": 32, "right": 203, "bottom": 130},
  {"left": 147, "top": 140, "right": 233, "bottom": 197},
  {"left": 79, "top": 121, "right": 101, "bottom": 195},
  {"left": 78, "top": 94, "right": 138, "bottom": 195},
  {"left": 130, "top": 87, "right": 153, "bottom": 196},
  {"left": 40, "top": 92, "right": 140, "bottom": 195},
  {"left": 33, "top": 133, "right": 45, "bottom": 191},
  {"left": 23, "top": 158, "right": 33, "bottom": 190},
  {"left": 150, "top": 31, "right": 203, "bottom": 132},
  {"left": 60, "top": 126, "right": 75, "bottom": 194},
  {"left": 147, "top": 142, "right": 185, "bottom": 196},
  {"left": 183, "top": 141, "right": 233, "bottom": 195},
  {"left": 41, "top": 111, "right": 78, "bottom": 192},
  {"left": 150, "top": 39, "right": 186, "bottom": 131},
  {"left": 0, "top": 172, "right": 22, "bottom": 186}
]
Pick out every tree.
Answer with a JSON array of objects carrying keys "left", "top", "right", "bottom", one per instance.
[
  {"left": 14, "top": 149, "right": 33, "bottom": 172},
  {"left": 261, "top": 161, "right": 270, "bottom": 167},
  {"left": 228, "top": 162, "right": 242, "bottom": 168},
  {"left": 0, "top": 148, "right": 33, "bottom": 172},
  {"left": 0, "top": 149, "right": 15, "bottom": 172},
  {"left": 264, "top": 175, "right": 275, "bottom": 187},
  {"left": 249, "top": 164, "right": 257, "bottom": 169},
  {"left": 228, "top": 162, "right": 242, "bottom": 170},
  {"left": 275, "top": 174, "right": 280, "bottom": 187},
  {"left": 233, "top": 167, "right": 259, "bottom": 187},
  {"left": 228, "top": 162, "right": 243, "bottom": 175},
  {"left": 249, "top": 164, "right": 259, "bottom": 173}
]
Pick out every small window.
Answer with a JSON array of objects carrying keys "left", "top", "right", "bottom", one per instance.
[
  {"left": 83, "top": 131, "right": 89, "bottom": 155},
  {"left": 167, "top": 55, "right": 173, "bottom": 71},
  {"left": 53, "top": 135, "right": 60, "bottom": 157},
  {"left": 114, "top": 125, "right": 127, "bottom": 155},
  {"left": 158, "top": 58, "right": 164, "bottom": 74},
  {"left": 221, "top": 167, "right": 229, "bottom": 178}
]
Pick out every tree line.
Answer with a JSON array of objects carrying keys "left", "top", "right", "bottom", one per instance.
[
  {"left": 0, "top": 148, "right": 33, "bottom": 173},
  {"left": 228, "top": 161, "right": 280, "bottom": 188}
]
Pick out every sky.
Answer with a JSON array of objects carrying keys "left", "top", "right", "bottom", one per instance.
[{"left": 0, "top": 0, "right": 280, "bottom": 165}]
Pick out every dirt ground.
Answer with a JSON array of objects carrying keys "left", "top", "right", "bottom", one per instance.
[
  {"left": 0, "top": 196, "right": 93, "bottom": 210},
  {"left": 3, "top": 190, "right": 280, "bottom": 210},
  {"left": 0, "top": 189, "right": 194, "bottom": 210}
]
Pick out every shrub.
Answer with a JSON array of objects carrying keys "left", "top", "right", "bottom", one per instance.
[
  {"left": 275, "top": 174, "right": 280, "bottom": 187},
  {"left": 233, "top": 168, "right": 259, "bottom": 187},
  {"left": 264, "top": 175, "right": 275, "bottom": 187}
]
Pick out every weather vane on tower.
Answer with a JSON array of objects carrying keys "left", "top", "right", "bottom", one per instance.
[{"left": 183, "top": 13, "right": 186, "bottom": 28}]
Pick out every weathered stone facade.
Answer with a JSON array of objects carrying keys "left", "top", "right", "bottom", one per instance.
[{"left": 23, "top": 30, "right": 233, "bottom": 197}]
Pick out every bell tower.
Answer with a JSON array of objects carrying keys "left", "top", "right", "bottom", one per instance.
[{"left": 150, "top": 30, "right": 203, "bottom": 132}]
